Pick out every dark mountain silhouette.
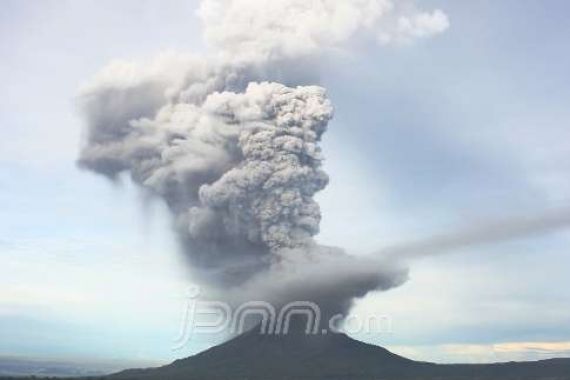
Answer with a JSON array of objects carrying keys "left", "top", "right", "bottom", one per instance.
[
  {"left": 107, "top": 326, "right": 570, "bottom": 380},
  {"left": 2, "top": 326, "right": 569, "bottom": 380}
]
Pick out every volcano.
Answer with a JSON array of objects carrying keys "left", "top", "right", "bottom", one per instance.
[{"left": 108, "top": 326, "right": 570, "bottom": 380}]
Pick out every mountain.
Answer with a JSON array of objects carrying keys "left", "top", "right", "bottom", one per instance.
[
  {"left": 108, "top": 326, "right": 570, "bottom": 380},
  {"left": 2, "top": 326, "right": 569, "bottom": 379}
]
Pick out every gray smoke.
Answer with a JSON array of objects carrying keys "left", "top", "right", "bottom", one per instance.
[
  {"left": 375, "top": 209, "right": 570, "bottom": 262},
  {"left": 79, "top": 74, "right": 336, "bottom": 280},
  {"left": 193, "top": 82, "right": 331, "bottom": 251},
  {"left": 77, "top": 0, "right": 448, "bottom": 318}
]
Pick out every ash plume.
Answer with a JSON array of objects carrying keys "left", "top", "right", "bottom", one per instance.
[
  {"left": 77, "top": 0, "right": 448, "bottom": 318},
  {"left": 375, "top": 208, "right": 570, "bottom": 262}
]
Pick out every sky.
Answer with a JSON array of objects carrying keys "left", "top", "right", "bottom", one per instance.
[{"left": 1, "top": 0, "right": 570, "bottom": 367}]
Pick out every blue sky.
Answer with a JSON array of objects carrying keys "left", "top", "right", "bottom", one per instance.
[{"left": 1, "top": 0, "right": 570, "bottom": 366}]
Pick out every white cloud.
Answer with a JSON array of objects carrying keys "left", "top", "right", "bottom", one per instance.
[
  {"left": 393, "top": 9, "right": 450, "bottom": 43},
  {"left": 388, "top": 341, "right": 570, "bottom": 363},
  {"left": 197, "top": 0, "right": 449, "bottom": 60}
]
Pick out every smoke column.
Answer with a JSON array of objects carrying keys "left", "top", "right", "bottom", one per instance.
[{"left": 77, "top": 0, "right": 449, "bottom": 318}]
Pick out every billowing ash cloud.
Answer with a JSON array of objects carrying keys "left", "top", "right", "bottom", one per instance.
[
  {"left": 193, "top": 83, "right": 332, "bottom": 251},
  {"left": 78, "top": 0, "right": 448, "bottom": 318}
]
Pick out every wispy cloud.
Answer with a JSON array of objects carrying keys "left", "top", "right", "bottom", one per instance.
[{"left": 388, "top": 341, "right": 570, "bottom": 363}]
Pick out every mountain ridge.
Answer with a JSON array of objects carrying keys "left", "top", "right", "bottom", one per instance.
[
  {"left": 1, "top": 327, "right": 569, "bottom": 379},
  {"left": 107, "top": 326, "right": 570, "bottom": 380}
]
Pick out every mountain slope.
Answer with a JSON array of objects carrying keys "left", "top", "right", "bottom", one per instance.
[{"left": 110, "top": 327, "right": 570, "bottom": 380}]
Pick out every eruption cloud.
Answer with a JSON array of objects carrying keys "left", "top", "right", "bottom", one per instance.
[
  {"left": 375, "top": 208, "right": 570, "bottom": 262},
  {"left": 77, "top": 0, "right": 448, "bottom": 318}
]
